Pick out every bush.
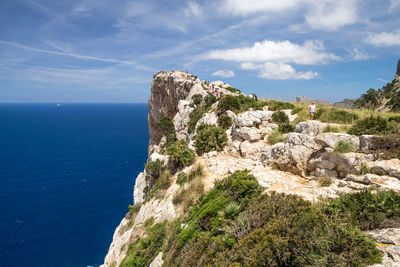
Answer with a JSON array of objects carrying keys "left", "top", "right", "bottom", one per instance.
[
  {"left": 121, "top": 222, "right": 167, "bottom": 267},
  {"left": 165, "top": 140, "right": 196, "bottom": 168},
  {"left": 217, "top": 95, "right": 264, "bottom": 114},
  {"left": 347, "top": 116, "right": 390, "bottom": 136},
  {"left": 268, "top": 130, "right": 285, "bottom": 145},
  {"left": 318, "top": 177, "right": 333, "bottom": 187},
  {"left": 334, "top": 141, "right": 354, "bottom": 153},
  {"left": 191, "top": 94, "right": 203, "bottom": 106},
  {"left": 272, "top": 111, "right": 289, "bottom": 124},
  {"left": 188, "top": 109, "right": 206, "bottom": 134},
  {"left": 278, "top": 123, "right": 295, "bottom": 133},
  {"left": 267, "top": 100, "right": 295, "bottom": 111},
  {"left": 155, "top": 117, "right": 176, "bottom": 144},
  {"left": 176, "top": 172, "right": 188, "bottom": 186},
  {"left": 225, "top": 87, "right": 241, "bottom": 93},
  {"left": 217, "top": 113, "right": 232, "bottom": 130},
  {"left": 188, "top": 164, "right": 204, "bottom": 181},
  {"left": 291, "top": 106, "right": 303, "bottom": 114},
  {"left": 195, "top": 125, "right": 227, "bottom": 155},
  {"left": 326, "top": 190, "right": 400, "bottom": 230},
  {"left": 144, "top": 159, "right": 171, "bottom": 200},
  {"left": 316, "top": 108, "right": 358, "bottom": 124},
  {"left": 323, "top": 125, "right": 349, "bottom": 133}
]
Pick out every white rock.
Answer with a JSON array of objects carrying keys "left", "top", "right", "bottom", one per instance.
[
  {"left": 371, "top": 159, "right": 400, "bottom": 178},
  {"left": 149, "top": 252, "right": 164, "bottom": 267},
  {"left": 359, "top": 135, "right": 375, "bottom": 152},
  {"left": 149, "top": 152, "right": 166, "bottom": 163},
  {"left": 133, "top": 172, "right": 146, "bottom": 204},
  {"left": 196, "top": 111, "right": 218, "bottom": 129},
  {"left": 317, "top": 132, "right": 359, "bottom": 150},
  {"left": 233, "top": 126, "right": 261, "bottom": 142},
  {"left": 173, "top": 100, "right": 194, "bottom": 141},
  {"left": 296, "top": 121, "right": 324, "bottom": 136},
  {"left": 369, "top": 228, "right": 400, "bottom": 267}
]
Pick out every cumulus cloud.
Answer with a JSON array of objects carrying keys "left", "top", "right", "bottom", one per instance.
[
  {"left": 211, "top": 69, "right": 235, "bottom": 78},
  {"left": 204, "top": 40, "right": 340, "bottom": 65},
  {"left": 305, "top": 0, "right": 359, "bottom": 31},
  {"left": 348, "top": 48, "right": 371, "bottom": 61},
  {"left": 220, "top": 0, "right": 303, "bottom": 16},
  {"left": 241, "top": 62, "right": 318, "bottom": 80},
  {"left": 364, "top": 30, "right": 400, "bottom": 46}
]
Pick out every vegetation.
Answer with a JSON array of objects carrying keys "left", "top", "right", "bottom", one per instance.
[
  {"left": 272, "top": 111, "right": 289, "bottom": 124},
  {"left": 217, "top": 95, "right": 266, "bottom": 114},
  {"left": 354, "top": 81, "right": 400, "bottom": 111},
  {"left": 144, "top": 160, "right": 171, "bottom": 200},
  {"left": 176, "top": 172, "right": 188, "bottom": 186},
  {"left": 155, "top": 117, "right": 176, "bottom": 145},
  {"left": 316, "top": 107, "right": 358, "bottom": 124},
  {"left": 347, "top": 116, "right": 393, "bottom": 136},
  {"left": 357, "top": 162, "right": 370, "bottom": 175},
  {"left": 326, "top": 190, "right": 400, "bottom": 230},
  {"left": 323, "top": 125, "right": 350, "bottom": 133},
  {"left": 291, "top": 105, "right": 303, "bottom": 114},
  {"left": 225, "top": 86, "right": 241, "bottom": 93},
  {"left": 188, "top": 94, "right": 216, "bottom": 134},
  {"left": 173, "top": 167, "right": 204, "bottom": 212},
  {"left": 191, "top": 94, "right": 203, "bottom": 106},
  {"left": 278, "top": 123, "right": 294, "bottom": 133},
  {"left": 334, "top": 141, "right": 355, "bottom": 153},
  {"left": 217, "top": 113, "right": 232, "bottom": 130},
  {"left": 188, "top": 164, "right": 204, "bottom": 181},
  {"left": 195, "top": 124, "right": 227, "bottom": 155},
  {"left": 268, "top": 130, "right": 285, "bottom": 145},
  {"left": 266, "top": 100, "right": 295, "bottom": 111},
  {"left": 165, "top": 140, "right": 196, "bottom": 168},
  {"left": 318, "top": 177, "right": 333, "bottom": 187}
]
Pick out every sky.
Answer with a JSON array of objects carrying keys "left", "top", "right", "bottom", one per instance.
[{"left": 0, "top": 0, "right": 400, "bottom": 103}]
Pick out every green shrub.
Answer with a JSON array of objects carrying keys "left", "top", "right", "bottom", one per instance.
[
  {"left": 144, "top": 159, "right": 171, "bottom": 200},
  {"left": 217, "top": 113, "right": 232, "bottom": 130},
  {"left": 144, "top": 216, "right": 155, "bottom": 228},
  {"left": 316, "top": 108, "right": 358, "bottom": 124},
  {"left": 272, "top": 111, "right": 289, "bottom": 124},
  {"left": 291, "top": 106, "right": 303, "bottom": 114},
  {"left": 357, "top": 162, "right": 370, "bottom": 175},
  {"left": 326, "top": 190, "right": 400, "bottom": 230},
  {"left": 121, "top": 222, "right": 167, "bottom": 267},
  {"left": 347, "top": 116, "right": 390, "bottom": 136},
  {"left": 176, "top": 172, "right": 188, "bottom": 186},
  {"left": 191, "top": 94, "right": 203, "bottom": 106},
  {"left": 155, "top": 117, "right": 176, "bottom": 144},
  {"left": 334, "top": 141, "right": 354, "bottom": 153},
  {"left": 165, "top": 140, "right": 196, "bottom": 168},
  {"left": 267, "top": 100, "right": 295, "bottom": 111},
  {"left": 323, "top": 125, "right": 349, "bottom": 133},
  {"left": 225, "top": 87, "right": 241, "bottom": 93},
  {"left": 217, "top": 95, "right": 264, "bottom": 114},
  {"left": 204, "top": 93, "right": 217, "bottom": 108},
  {"left": 318, "top": 177, "right": 333, "bottom": 187},
  {"left": 278, "top": 123, "right": 295, "bottom": 133},
  {"left": 268, "top": 130, "right": 285, "bottom": 145},
  {"left": 195, "top": 125, "right": 227, "bottom": 155}
]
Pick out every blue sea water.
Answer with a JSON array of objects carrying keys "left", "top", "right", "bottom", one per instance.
[{"left": 0, "top": 103, "right": 149, "bottom": 267}]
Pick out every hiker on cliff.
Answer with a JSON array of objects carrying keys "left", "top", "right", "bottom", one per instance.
[{"left": 308, "top": 102, "right": 316, "bottom": 120}]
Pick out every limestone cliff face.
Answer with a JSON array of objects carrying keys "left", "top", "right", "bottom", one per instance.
[{"left": 102, "top": 70, "right": 400, "bottom": 267}]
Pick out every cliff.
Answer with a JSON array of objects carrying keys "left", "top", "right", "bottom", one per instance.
[{"left": 102, "top": 70, "right": 400, "bottom": 267}]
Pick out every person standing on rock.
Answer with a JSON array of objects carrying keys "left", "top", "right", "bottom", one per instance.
[{"left": 308, "top": 102, "right": 316, "bottom": 120}]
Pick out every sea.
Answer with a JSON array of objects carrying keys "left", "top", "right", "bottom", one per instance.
[{"left": 0, "top": 103, "right": 149, "bottom": 267}]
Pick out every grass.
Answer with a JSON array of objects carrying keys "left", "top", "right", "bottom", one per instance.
[
  {"left": 357, "top": 162, "right": 370, "bottom": 175},
  {"left": 334, "top": 141, "right": 355, "bottom": 153},
  {"left": 268, "top": 130, "right": 285, "bottom": 145},
  {"left": 323, "top": 125, "right": 350, "bottom": 133},
  {"left": 318, "top": 177, "right": 333, "bottom": 187}
]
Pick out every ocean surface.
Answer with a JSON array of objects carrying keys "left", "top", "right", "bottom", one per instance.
[{"left": 0, "top": 103, "right": 149, "bottom": 267}]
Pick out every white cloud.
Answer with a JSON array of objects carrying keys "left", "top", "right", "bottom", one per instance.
[
  {"left": 241, "top": 62, "right": 318, "bottom": 80},
  {"left": 364, "top": 30, "right": 400, "bottom": 46},
  {"left": 183, "top": 1, "right": 203, "bottom": 17},
  {"left": 204, "top": 40, "right": 340, "bottom": 65},
  {"left": 211, "top": 69, "right": 235, "bottom": 78},
  {"left": 220, "top": 0, "right": 303, "bottom": 16},
  {"left": 390, "top": 0, "right": 400, "bottom": 9},
  {"left": 348, "top": 48, "right": 371, "bottom": 61},
  {"left": 305, "top": 0, "right": 359, "bottom": 31}
]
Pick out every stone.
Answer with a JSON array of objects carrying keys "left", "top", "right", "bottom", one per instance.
[
  {"left": 173, "top": 100, "right": 194, "bottom": 141},
  {"left": 234, "top": 111, "right": 262, "bottom": 127},
  {"left": 133, "top": 172, "right": 146, "bottom": 204},
  {"left": 281, "top": 109, "right": 298, "bottom": 122},
  {"left": 149, "top": 252, "right": 164, "bottom": 267},
  {"left": 369, "top": 228, "right": 400, "bottom": 267},
  {"left": 295, "top": 121, "right": 324, "bottom": 136},
  {"left": 149, "top": 152, "right": 166, "bottom": 163},
  {"left": 371, "top": 159, "right": 400, "bottom": 178},
  {"left": 232, "top": 126, "right": 261, "bottom": 142},
  {"left": 359, "top": 135, "right": 375, "bottom": 152},
  {"left": 317, "top": 132, "right": 359, "bottom": 150},
  {"left": 196, "top": 111, "right": 218, "bottom": 130}
]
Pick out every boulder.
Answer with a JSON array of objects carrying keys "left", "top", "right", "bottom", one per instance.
[
  {"left": 287, "top": 133, "right": 322, "bottom": 150},
  {"left": 371, "top": 159, "right": 400, "bottom": 178},
  {"left": 359, "top": 135, "right": 375, "bottom": 152},
  {"left": 317, "top": 132, "right": 359, "bottom": 150},
  {"left": 295, "top": 121, "right": 324, "bottom": 136},
  {"left": 133, "top": 172, "right": 146, "bottom": 204},
  {"left": 232, "top": 126, "right": 261, "bottom": 142},
  {"left": 196, "top": 111, "right": 218, "bottom": 129},
  {"left": 173, "top": 100, "right": 194, "bottom": 141},
  {"left": 149, "top": 252, "right": 164, "bottom": 267},
  {"left": 234, "top": 111, "right": 262, "bottom": 127},
  {"left": 369, "top": 228, "right": 400, "bottom": 267}
]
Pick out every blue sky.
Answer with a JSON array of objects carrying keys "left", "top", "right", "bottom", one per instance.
[{"left": 0, "top": 0, "right": 400, "bottom": 103}]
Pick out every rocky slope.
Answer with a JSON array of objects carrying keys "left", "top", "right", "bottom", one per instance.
[{"left": 102, "top": 70, "right": 400, "bottom": 267}]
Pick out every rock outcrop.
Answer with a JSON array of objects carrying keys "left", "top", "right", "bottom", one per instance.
[{"left": 103, "top": 70, "right": 400, "bottom": 267}]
